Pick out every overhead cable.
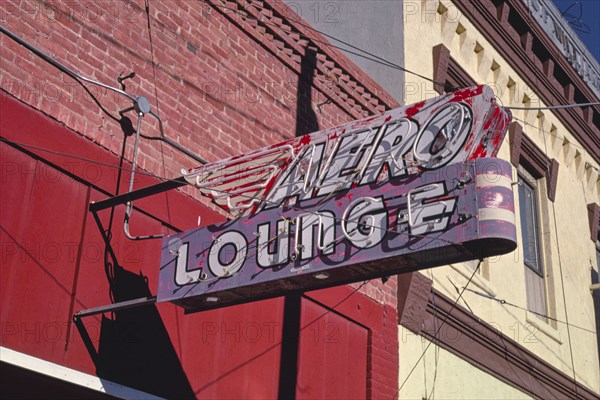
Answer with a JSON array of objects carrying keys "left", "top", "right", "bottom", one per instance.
[
  {"left": 504, "top": 102, "right": 600, "bottom": 110},
  {"left": 0, "top": 136, "right": 465, "bottom": 249},
  {"left": 206, "top": 1, "right": 458, "bottom": 92},
  {"left": 510, "top": 116, "right": 589, "bottom": 152},
  {"left": 0, "top": 25, "right": 209, "bottom": 165},
  {"left": 394, "top": 261, "right": 482, "bottom": 399},
  {"left": 539, "top": 113, "right": 580, "bottom": 395},
  {"left": 462, "top": 287, "right": 598, "bottom": 336}
]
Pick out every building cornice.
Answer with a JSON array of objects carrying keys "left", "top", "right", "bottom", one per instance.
[
  {"left": 452, "top": 0, "right": 600, "bottom": 165},
  {"left": 208, "top": 0, "right": 400, "bottom": 121},
  {"left": 518, "top": 0, "right": 600, "bottom": 99}
]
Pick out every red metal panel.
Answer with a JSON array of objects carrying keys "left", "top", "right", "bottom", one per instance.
[
  {"left": 1, "top": 142, "right": 89, "bottom": 363},
  {"left": 63, "top": 191, "right": 285, "bottom": 398},
  {"left": 176, "top": 299, "right": 284, "bottom": 399},
  {"left": 296, "top": 298, "right": 368, "bottom": 399},
  {"left": 304, "top": 286, "right": 383, "bottom": 328}
]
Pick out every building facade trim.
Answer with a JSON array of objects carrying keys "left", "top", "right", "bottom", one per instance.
[
  {"left": 518, "top": 0, "right": 600, "bottom": 98},
  {"left": 509, "top": 121, "right": 560, "bottom": 201},
  {"left": 208, "top": 0, "right": 399, "bottom": 120},
  {"left": 452, "top": 0, "right": 600, "bottom": 165},
  {"left": 432, "top": 43, "right": 477, "bottom": 94},
  {"left": 398, "top": 273, "right": 600, "bottom": 399},
  {"left": 397, "top": 271, "right": 433, "bottom": 333}
]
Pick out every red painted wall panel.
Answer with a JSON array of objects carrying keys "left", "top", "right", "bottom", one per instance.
[
  {"left": 1, "top": 135, "right": 287, "bottom": 399},
  {"left": 297, "top": 298, "right": 368, "bottom": 399},
  {"left": 1, "top": 142, "right": 89, "bottom": 364},
  {"left": 177, "top": 300, "right": 284, "bottom": 398}
]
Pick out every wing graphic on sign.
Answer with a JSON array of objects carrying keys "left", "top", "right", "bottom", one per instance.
[
  {"left": 183, "top": 85, "right": 511, "bottom": 218},
  {"left": 183, "top": 145, "right": 297, "bottom": 216}
]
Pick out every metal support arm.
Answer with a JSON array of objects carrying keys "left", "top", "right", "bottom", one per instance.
[
  {"left": 73, "top": 296, "right": 157, "bottom": 319},
  {"left": 89, "top": 176, "right": 188, "bottom": 212}
]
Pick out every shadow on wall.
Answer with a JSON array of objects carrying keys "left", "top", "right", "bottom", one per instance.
[
  {"left": 75, "top": 128, "right": 195, "bottom": 399},
  {"left": 73, "top": 208, "right": 196, "bottom": 399},
  {"left": 295, "top": 48, "right": 320, "bottom": 137},
  {"left": 276, "top": 47, "right": 322, "bottom": 400},
  {"left": 78, "top": 44, "right": 325, "bottom": 400},
  {"left": 94, "top": 265, "right": 195, "bottom": 399}
]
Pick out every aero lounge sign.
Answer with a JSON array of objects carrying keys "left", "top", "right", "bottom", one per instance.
[{"left": 158, "top": 85, "right": 517, "bottom": 312}]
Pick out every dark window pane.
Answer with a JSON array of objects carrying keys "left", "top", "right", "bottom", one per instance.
[{"left": 518, "top": 175, "right": 542, "bottom": 274}]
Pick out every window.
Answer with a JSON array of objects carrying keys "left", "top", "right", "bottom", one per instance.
[
  {"left": 509, "top": 123, "right": 559, "bottom": 324},
  {"left": 518, "top": 171, "right": 542, "bottom": 275},
  {"left": 518, "top": 168, "right": 548, "bottom": 320},
  {"left": 588, "top": 205, "right": 600, "bottom": 334},
  {"left": 590, "top": 204, "right": 600, "bottom": 347},
  {"left": 587, "top": 203, "right": 600, "bottom": 244}
]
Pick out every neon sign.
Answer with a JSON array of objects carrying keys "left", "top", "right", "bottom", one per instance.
[{"left": 157, "top": 85, "right": 516, "bottom": 312}]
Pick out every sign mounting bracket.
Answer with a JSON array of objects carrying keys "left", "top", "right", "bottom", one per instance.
[
  {"left": 89, "top": 176, "right": 188, "bottom": 212},
  {"left": 73, "top": 296, "right": 158, "bottom": 320}
]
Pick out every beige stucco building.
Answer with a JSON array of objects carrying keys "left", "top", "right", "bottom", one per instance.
[{"left": 397, "top": 0, "right": 600, "bottom": 398}]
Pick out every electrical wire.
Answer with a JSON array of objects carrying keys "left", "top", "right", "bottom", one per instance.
[
  {"left": 560, "top": 0, "right": 592, "bottom": 34},
  {"left": 0, "top": 25, "right": 125, "bottom": 123},
  {"left": 4, "top": 2, "right": 594, "bottom": 275},
  {"left": 144, "top": 0, "right": 162, "bottom": 118},
  {"left": 551, "top": 203, "right": 579, "bottom": 394},
  {"left": 1, "top": 26, "right": 209, "bottom": 165},
  {"left": 0, "top": 134, "right": 466, "bottom": 252},
  {"left": 4, "top": 5, "right": 597, "bottom": 396},
  {"left": 394, "top": 260, "right": 482, "bottom": 399},
  {"left": 208, "top": 0, "right": 600, "bottom": 115},
  {"left": 504, "top": 102, "right": 600, "bottom": 110},
  {"left": 0, "top": 136, "right": 162, "bottom": 179},
  {"left": 510, "top": 115, "right": 589, "bottom": 153},
  {"left": 4, "top": 4, "right": 596, "bottom": 174},
  {"left": 6, "top": 9, "right": 595, "bottom": 386},
  {"left": 538, "top": 114, "right": 580, "bottom": 395},
  {"left": 5, "top": 0, "right": 595, "bottom": 274},
  {"left": 461, "top": 287, "right": 598, "bottom": 336},
  {"left": 143, "top": 0, "right": 178, "bottom": 239},
  {"left": 0, "top": 26, "right": 134, "bottom": 102},
  {"left": 427, "top": 270, "right": 440, "bottom": 400}
]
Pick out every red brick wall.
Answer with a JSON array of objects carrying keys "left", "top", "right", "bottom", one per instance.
[
  {"left": 1, "top": 0, "right": 399, "bottom": 300},
  {"left": 1, "top": 0, "right": 400, "bottom": 396}
]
